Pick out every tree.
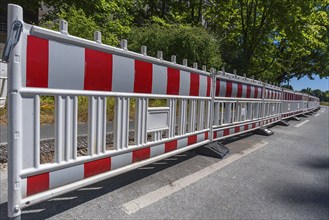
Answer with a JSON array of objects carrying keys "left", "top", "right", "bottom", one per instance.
[
  {"left": 281, "top": 85, "right": 294, "bottom": 90},
  {"left": 204, "top": 0, "right": 329, "bottom": 82},
  {"left": 41, "top": 0, "right": 134, "bottom": 45}
]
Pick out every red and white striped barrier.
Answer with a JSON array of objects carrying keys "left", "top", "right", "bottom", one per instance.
[
  {"left": 26, "top": 36, "right": 211, "bottom": 97},
  {"left": 4, "top": 4, "right": 320, "bottom": 218}
]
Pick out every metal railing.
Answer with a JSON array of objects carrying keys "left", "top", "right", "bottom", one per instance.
[{"left": 4, "top": 4, "right": 320, "bottom": 219}]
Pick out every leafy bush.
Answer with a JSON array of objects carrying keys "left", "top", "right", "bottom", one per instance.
[{"left": 126, "top": 24, "right": 222, "bottom": 69}]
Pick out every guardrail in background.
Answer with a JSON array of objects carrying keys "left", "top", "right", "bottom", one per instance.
[{"left": 3, "top": 4, "right": 320, "bottom": 219}]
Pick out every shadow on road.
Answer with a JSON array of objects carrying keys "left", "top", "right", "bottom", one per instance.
[
  {"left": 299, "top": 156, "right": 329, "bottom": 170},
  {"left": 272, "top": 183, "right": 329, "bottom": 213},
  {"left": 0, "top": 151, "right": 197, "bottom": 219},
  {"left": 268, "top": 156, "right": 329, "bottom": 217}
]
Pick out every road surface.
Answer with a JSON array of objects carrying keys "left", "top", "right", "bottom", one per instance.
[{"left": 0, "top": 106, "right": 328, "bottom": 219}]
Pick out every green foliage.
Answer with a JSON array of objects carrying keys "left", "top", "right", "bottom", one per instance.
[
  {"left": 126, "top": 24, "right": 222, "bottom": 69},
  {"left": 204, "top": 0, "right": 329, "bottom": 83},
  {"left": 281, "top": 85, "right": 294, "bottom": 90},
  {"left": 9, "top": 0, "right": 328, "bottom": 84},
  {"left": 42, "top": 0, "right": 134, "bottom": 45},
  {"left": 300, "top": 88, "right": 329, "bottom": 102}
]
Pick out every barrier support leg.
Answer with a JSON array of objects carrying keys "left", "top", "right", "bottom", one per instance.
[
  {"left": 276, "top": 120, "right": 289, "bottom": 126},
  {"left": 253, "top": 127, "right": 274, "bottom": 136},
  {"left": 291, "top": 116, "right": 301, "bottom": 121},
  {"left": 299, "top": 113, "right": 308, "bottom": 118},
  {"left": 195, "top": 142, "right": 230, "bottom": 159}
]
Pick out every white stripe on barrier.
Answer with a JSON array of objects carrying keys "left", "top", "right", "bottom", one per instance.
[
  {"left": 48, "top": 41, "right": 85, "bottom": 89},
  {"left": 219, "top": 80, "right": 226, "bottom": 97},
  {"left": 112, "top": 55, "right": 135, "bottom": 92},
  {"left": 49, "top": 164, "right": 84, "bottom": 189},
  {"left": 111, "top": 152, "right": 133, "bottom": 170},
  {"left": 179, "top": 70, "right": 190, "bottom": 96},
  {"left": 150, "top": 144, "right": 165, "bottom": 157},
  {"left": 177, "top": 138, "right": 188, "bottom": 149},
  {"left": 199, "top": 75, "right": 207, "bottom": 97},
  {"left": 152, "top": 65, "right": 167, "bottom": 94}
]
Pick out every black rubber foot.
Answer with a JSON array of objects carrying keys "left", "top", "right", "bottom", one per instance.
[
  {"left": 276, "top": 120, "right": 289, "bottom": 126},
  {"left": 253, "top": 128, "right": 274, "bottom": 136},
  {"left": 196, "top": 142, "right": 230, "bottom": 159},
  {"left": 291, "top": 117, "right": 301, "bottom": 121}
]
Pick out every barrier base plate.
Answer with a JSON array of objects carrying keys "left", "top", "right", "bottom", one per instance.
[
  {"left": 291, "top": 116, "right": 301, "bottom": 121},
  {"left": 299, "top": 114, "right": 308, "bottom": 118},
  {"left": 196, "top": 142, "right": 230, "bottom": 159},
  {"left": 276, "top": 120, "right": 289, "bottom": 126},
  {"left": 254, "top": 127, "right": 274, "bottom": 136}
]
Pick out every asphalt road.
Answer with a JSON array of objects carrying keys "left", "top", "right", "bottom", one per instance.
[{"left": 0, "top": 106, "right": 328, "bottom": 219}]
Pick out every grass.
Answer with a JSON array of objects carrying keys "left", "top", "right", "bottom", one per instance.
[
  {"left": 320, "top": 102, "right": 329, "bottom": 106},
  {"left": 0, "top": 96, "right": 168, "bottom": 125}
]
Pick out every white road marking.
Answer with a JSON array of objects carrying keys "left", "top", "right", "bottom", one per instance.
[
  {"left": 122, "top": 141, "right": 268, "bottom": 215},
  {"left": 315, "top": 114, "right": 320, "bottom": 117},
  {"left": 294, "top": 120, "right": 310, "bottom": 128}
]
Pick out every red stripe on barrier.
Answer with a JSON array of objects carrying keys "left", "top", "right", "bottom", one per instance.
[
  {"left": 84, "top": 157, "right": 111, "bottom": 178},
  {"left": 27, "top": 172, "right": 49, "bottom": 196},
  {"left": 188, "top": 135, "right": 197, "bottom": 145},
  {"left": 213, "top": 131, "right": 217, "bottom": 139},
  {"left": 205, "top": 132, "right": 209, "bottom": 140},
  {"left": 246, "top": 85, "right": 251, "bottom": 98},
  {"left": 167, "top": 68, "right": 180, "bottom": 95},
  {"left": 133, "top": 147, "right": 150, "bottom": 163},
  {"left": 235, "top": 127, "right": 240, "bottom": 133},
  {"left": 190, "top": 73, "right": 200, "bottom": 96},
  {"left": 26, "top": 36, "right": 49, "bottom": 87},
  {"left": 237, "top": 83, "right": 243, "bottom": 97},
  {"left": 254, "top": 87, "right": 259, "bottom": 98},
  {"left": 225, "top": 81, "right": 232, "bottom": 97},
  {"left": 252, "top": 123, "right": 256, "bottom": 128},
  {"left": 165, "top": 140, "right": 177, "bottom": 153},
  {"left": 206, "top": 77, "right": 211, "bottom": 97},
  {"left": 84, "top": 49, "right": 112, "bottom": 91},
  {"left": 244, "top": 124, "right": 249, "bottom": 131},
  {"left": 134, "top": 60, "right": 152, "bottom": 93},
  {"left": 224, "top": 129, "right": 229, "bottom": 136},
  {"left": 216, "top": 80, "right": 220, "bottom": 96}
]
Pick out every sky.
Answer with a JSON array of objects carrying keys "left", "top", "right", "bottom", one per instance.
[{"left": 288, "top": 75, "right": 329, "bottom": 91}]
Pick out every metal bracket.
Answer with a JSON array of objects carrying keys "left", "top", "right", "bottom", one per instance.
[{"left": 2, "top": 20, "right": 23, "bottom": 62}]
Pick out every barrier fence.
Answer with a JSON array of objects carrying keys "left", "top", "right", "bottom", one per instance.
[{"left": 3, "top": 4, "right": 320, "bottom": 218}]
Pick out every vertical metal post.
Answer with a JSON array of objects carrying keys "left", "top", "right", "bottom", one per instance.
[
  {"left": 261, "top": 82, "right": 265, "bottom": 127},
  {"left": 7, "top": 4, "right": 23, "bottom": 219},
  {"left": 167, "top": 99, "right": 176, "bottom": 138},
  {"left": 209, "top": 68, "right": 216, "bottom": 141},
  {"left": 135, "top": 98, "right": 148, "bottom": 145},
  {"left": 178, "top": 99, "right": 187, "bottom": 135},
  {"left": 114, "top": 97, "right": 129, "bottom": 150}
]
